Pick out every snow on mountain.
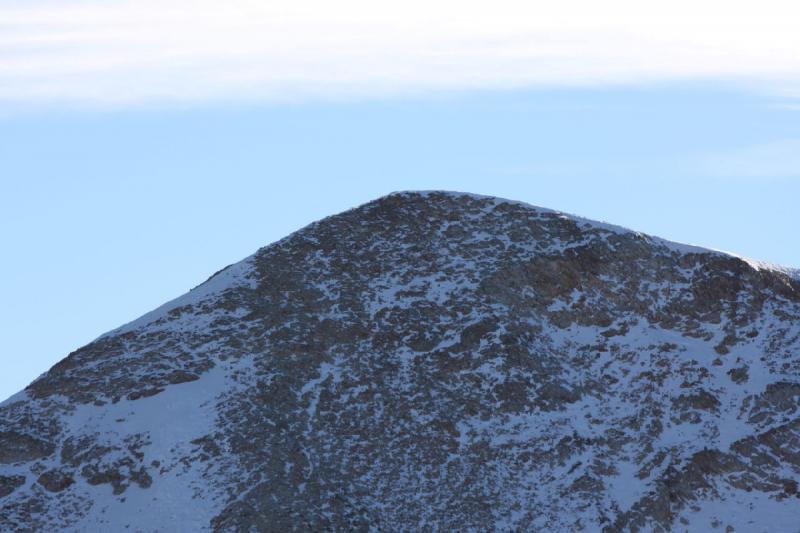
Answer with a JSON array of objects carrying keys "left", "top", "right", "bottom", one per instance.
[{"left": 2, "top": 191, "right": 799, "bottom": 532}]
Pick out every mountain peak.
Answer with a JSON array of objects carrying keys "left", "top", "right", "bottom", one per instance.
[{"left": 2, "top": 192, "right": 800, "bottom": 531}]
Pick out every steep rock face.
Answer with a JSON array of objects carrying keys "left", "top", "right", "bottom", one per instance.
[{"left": 1, "top": 191, "right": 799, "bottom": 532}]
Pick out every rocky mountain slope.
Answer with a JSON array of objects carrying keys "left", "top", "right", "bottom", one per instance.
[{"left": 2, "top": 191, "right": 799, "bottom": 532}]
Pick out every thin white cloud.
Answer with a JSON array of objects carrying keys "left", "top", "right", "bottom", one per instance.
[
  {"left": 2, "top": 0, "right": 800, "bottom": 106},
  {"left": 699, "top": 139, "right": 800, "bottom": 180}
]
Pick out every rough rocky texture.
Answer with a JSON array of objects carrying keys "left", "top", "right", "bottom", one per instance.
[
  {"left": 36, "top": 469, "right": 75, "bottom": 493},
  {"left": 0, "top": 475, "right": 26, "bottom": 499},
  {"left": 1, "top": 191, "right": 799, "bottom": 532}
]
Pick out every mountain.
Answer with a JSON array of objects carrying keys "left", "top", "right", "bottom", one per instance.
[{"left": 2, "top": 191, "right": 799, "bottom": 532}]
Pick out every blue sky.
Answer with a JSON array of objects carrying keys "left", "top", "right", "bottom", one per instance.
[{"left": 2, "top": 1, "right": 800, "bottom": 400}]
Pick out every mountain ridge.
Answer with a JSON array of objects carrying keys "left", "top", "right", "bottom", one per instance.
[
  {"left": 2, "top": 190, "right": 799, "bottom": 532},
  {"left": 91, "top": 190, "right": 800, "bottom": 345}
]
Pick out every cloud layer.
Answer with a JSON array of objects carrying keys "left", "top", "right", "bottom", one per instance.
[{"left": 3, "top": 0, "right": 800, "bottom": 106}]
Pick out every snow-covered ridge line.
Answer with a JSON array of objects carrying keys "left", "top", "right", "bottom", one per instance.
[
  {"left": 391, "top": 190, "right": 798, "bottom": 276},
  {"left": 738, "top": 257, "right": 800, "bottom": 280},
  {"left": 99, "top": 254, "right": 259, "bottom": 339},
  {"left": 100, "top": 190, "right": 796, "bottom": 341}
]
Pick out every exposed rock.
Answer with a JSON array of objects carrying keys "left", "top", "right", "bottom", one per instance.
[
  {"left": 36, "top": 470, "right": 74, "bottom": 493},
  {"left": 0, "top": 475, "right": 25, "bottom": 498},
  {"left": 727, "top": 366, "right": 749, "bottom": 384},
  {"left": 0, "top": 431, "right": 54, "bottom": 464}
]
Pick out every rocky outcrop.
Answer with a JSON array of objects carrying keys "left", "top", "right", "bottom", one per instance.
[
  {"left": 0, "top": 475, "right": 25, "bottom": 498},
  {"left": 36, "top": 470, "right": 74, "bottom": 493},
  {"left": 0, "top": 431, "right": 55, "bottom": 464}
]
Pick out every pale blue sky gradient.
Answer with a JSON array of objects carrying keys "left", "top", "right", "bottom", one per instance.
[{"left": 2, "top": 84, "right": 799, "bottom": 400}]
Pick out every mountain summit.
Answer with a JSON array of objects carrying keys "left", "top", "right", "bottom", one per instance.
[{"left": 2, "top": 191, "right": 799, "bottom": 531}]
